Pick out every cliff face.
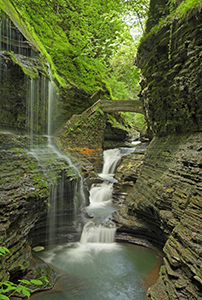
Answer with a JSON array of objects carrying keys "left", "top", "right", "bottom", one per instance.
[
  {"left": 0, "top": 10, "right": 83, "bottom": 289},
  {"left": 117, "top": 2, "right": 202, "bottom": 299},
  {"left": 0, "top": 134, "right": 49, "bottom": 283},
  {"left": 125, "top": 133, "right": 202, "bottom": 299},
  {"left": 0, "top": 133, "right": 81, "bottom": 286},
  {"left": 137, "top": 3, "right": 202, "bottom": 135}
]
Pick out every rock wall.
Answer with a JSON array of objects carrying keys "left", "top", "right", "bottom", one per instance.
[
  {"left": 0, "top": 134, "right": 48, "bottom": 282},
  {"left": 116, "top": 2, "right": 202, "bottom": 299},
  {"left": 124, "top": 133, "right": 202, "bottom": 299},
  {"left": 55, "top": 108, "right": 131, "bottom": 174},
  {"left": 0, "top": 133, "right": 82, "bottom": 288},
  {"left": 136, "top": 3, "right": 202, "bottom": 135},
  {"left": 0, "top": 13, "right": 83, "bottom": 289}
]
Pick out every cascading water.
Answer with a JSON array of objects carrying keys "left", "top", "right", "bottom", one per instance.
[
  {"left": 0, "top": 12, "right": 85, "bottom": 244},
  {"left": 102, "top": 148, "right": 121, "bottom": 175},
  {"left": 80, "top": 221, "right": 116, "bottom": 244},
  {"left": 79, "top": 148, "right": 122, "bottom": 245},
  {"left": 33, "top": 146, "right": 157, "bottom": 300},
  {"left": 0, "top": 12, "right": 37, "bottom": 57},
  {"left": 1, "top": 14, "right": 158, "bottom": 300},
  {"left": 89, "top": 182, "right": 113, "bottom": 205},
  {"left": 26, "top": 76, "right": 85, "bottom": 245},
  {"left": 26, "top": 76, "right": 49, "bottom": 148}
]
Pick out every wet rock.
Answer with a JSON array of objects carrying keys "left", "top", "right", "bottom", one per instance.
[
  {"left": 0, "top": 133, "right": 81, "bottom": 286},
  {"left": 121, "top": 132, "right": 202, "bottom": 299}
]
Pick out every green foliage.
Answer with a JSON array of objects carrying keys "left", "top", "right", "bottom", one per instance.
[
  {"left": 142, "top": 0, "right": 202, "bottom": 43},
  {"left": 97, "top": 108, "right": 104, "bottom": 116},
  {"left": 107, "top": 34, "right": 141, "bottom": 100},
  {"left": 0, "top": 247, "right": 48, "bottom": 299},
  {"left": 107, "top": 114, "right": 117, "bottom": 126},
  {"left": 175, "top": 0, "right": 202, "bottom": 17},
  {"left": 0, "top": 247, "right": 10, "bottom": 256},
  {"left": 6, "top": 0, "right": 149, "bottom": 96},
  {"left": 168, "top": 0, "right": 176, "bottom": 61},
  {"left": 109, "top": 112, "right": 147, "bottom": 133},
  {"left": 0, "top": 277, "right": 48, "bottom": 299},
  {"left": 121, "top": 112, "right": 146, "bottom": 131}
]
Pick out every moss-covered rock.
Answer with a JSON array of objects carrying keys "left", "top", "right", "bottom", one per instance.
[
  {"left": 0, "top": 133, "right": 82, "bottom": 290},
  {"left": 136, "top": 3, "right": 202, "bottom": 135}
]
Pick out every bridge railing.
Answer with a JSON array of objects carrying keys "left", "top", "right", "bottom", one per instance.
[{"left": 83, "top": 99, "right": 101, "bottom": 117}]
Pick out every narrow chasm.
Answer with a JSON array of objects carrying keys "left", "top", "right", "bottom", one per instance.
[{"left": 1, "top": 0, "right": 202, "bottom": 300}]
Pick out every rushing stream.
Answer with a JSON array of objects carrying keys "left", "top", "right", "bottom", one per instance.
[{"left": 32, "top": 147, "right": 157, "bottom": 300}]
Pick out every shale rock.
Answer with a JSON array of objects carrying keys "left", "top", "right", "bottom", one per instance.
[
  {"left": 126, "top": 1, "right": 202, "bottom": 298},
  {"left": 117, "top": 133, "right": 202, "bottom": 299},
  {"left": 0, "top": 133, "right": 81, "bottom": 291}
]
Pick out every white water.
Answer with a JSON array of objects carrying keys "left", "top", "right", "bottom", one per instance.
[
  {"left": 80, "top": 221, "right": 116, "bottom": 244},
  {"left": 89, "top": 183, "right": 113, "bottom": 205},
  {"left": 79, "top": 148, "right": 123, "bottom": 245},
  {"left": 0, "top": 14, "right": 36, "bottom": 57},
  {"left": 102, "top": 148, "right": 122, "bottom": 174},
  {"left": 26, "top": 74, "right": 85, "bottom": 244}
]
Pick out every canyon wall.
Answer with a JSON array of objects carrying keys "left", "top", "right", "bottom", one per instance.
[
  {"left": 0, "top": 11, "right": 82, "bottom": 288},
  {"left": 115, "top": 1, "right": 202, "bottom": 299}
]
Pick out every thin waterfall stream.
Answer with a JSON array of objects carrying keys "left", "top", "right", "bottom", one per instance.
[
  {"left": 32, "top": 147, "right": 158, "bottom": 300},
  {"left": 27, "top": 78, "right": 85, "bottom": 245}
]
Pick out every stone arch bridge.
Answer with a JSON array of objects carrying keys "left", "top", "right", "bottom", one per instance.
[
  {"left": 56, "top": 98, "right": 144, "bottom": 163},
  {"left": 84, "top": 99, "right": 144, "bottom": 115}
]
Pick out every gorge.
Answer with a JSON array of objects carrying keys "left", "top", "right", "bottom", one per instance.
[{"left": 0, "top": 0, "right": 202, "bottom": 299}]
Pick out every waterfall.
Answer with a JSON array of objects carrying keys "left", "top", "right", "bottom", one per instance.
[
  {"left": 26, "top": 77, "right": 85, "bottom": 245},
  {"left": 26, "top": 74, "right": 51, "bottom": 148},
  {"left": 0, "top": 13, "right": 85, "bottom": 245},
  {"left": 89, "top": 183, "right": 113, "bottom": 205},
  {"left": 102, "top": 148, "right": 122, "bottom": 174},
  {"left": 80, "top": 221, "right": 116, "bottom": 244},
  {"left": 79, "top": 148, "right": 122, "bottom": 245},
  {"left": 0, "top": 13, "right": 37, "bottom": 57}
]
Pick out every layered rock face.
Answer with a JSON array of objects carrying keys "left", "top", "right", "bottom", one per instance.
[
  {"left": 55, "top": 107, "right": 131, "bottom": 174},
  {"left": 0, "top": 12, "right": 83, "bottom": 289},
  {"left": 0, "top": 135, "right": 49, "bottom": 282},
  {"left": 0, "top": 136, "right": 86, "bottom": 300},
  {"left": 125, "top": 133, "right": 202, "bottom": 299},
  {"left": 115, "top": 1, "right": 202, "bottom": 299},
  {"left": 137, "top": 2, "right": 202, "bottom": 135},
  {"left": 0, "top": 134, "right": 82, "bottom": 285}
]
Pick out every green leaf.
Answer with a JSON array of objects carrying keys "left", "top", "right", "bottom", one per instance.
[
  {"left": 0, "top": 295, "right": 10, "bottom": 300},
  {"left": 22, "top": 287, "right": 31, "bottom": 298},
  {"left": 18, "top": 279, "right": 31, "bottom": 285},
  {"left": 1, "top": 286, "right": 16, "bottom": 293},
  {"left": 15, "top": 285, "right": 23, "bottom": 293},
  {"left": 41, "top": 276, "right": 49, "bottom": 283},
  {"left": 1, "top": 281, "right": 16, "bottom": 287},
  {"left": 30, "top": 279, "right": 43, "bottom": 285},
  {"left": 0, "top": 247, "right": 10, "bottom": 256}
]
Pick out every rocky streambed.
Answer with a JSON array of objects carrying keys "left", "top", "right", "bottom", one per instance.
[{"left": 1, "top": 129, "right": 201, "bottom": 300}]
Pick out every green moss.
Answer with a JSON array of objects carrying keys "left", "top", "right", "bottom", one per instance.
[
  {"left": 10, "top": 52, "right": 39, "bottom": 78},
  {"left": 140, "top": 0, "right": 202, "bottom": 44},
  {"left": 0, "top": 0, "right": 66, "bottom": 85}
]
